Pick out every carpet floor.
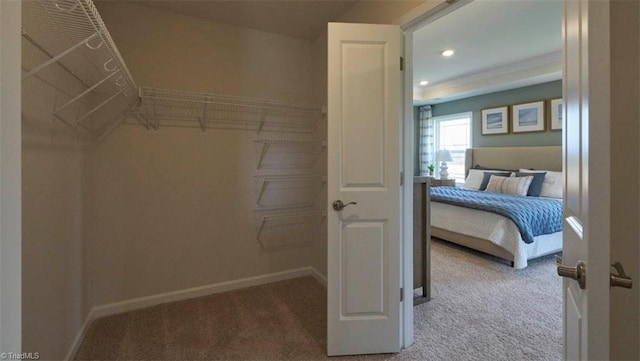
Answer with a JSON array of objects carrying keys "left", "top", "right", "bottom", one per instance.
[{"left": 74, "top": 239, "right": 562, "bottom": 361}]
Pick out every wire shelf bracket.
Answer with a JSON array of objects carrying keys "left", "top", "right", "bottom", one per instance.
[
  {"left": 255, "top": 175, "right": 326, "bottom": 205},
  {"left": 256, "top": 209, "right": 326, "bottom": 241}
]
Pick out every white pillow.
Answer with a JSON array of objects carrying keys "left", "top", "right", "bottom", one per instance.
[
  {"left": 463, "top": 169, "right": 513, "bottom": 190},
  {"left": 519, "top": 169, "right": 563, "bottom": 198},
  {"left": 485, "top": 175, "right": 533, "bottom": 196}
]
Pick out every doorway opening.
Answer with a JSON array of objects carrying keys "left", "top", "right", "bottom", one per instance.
[{"left": 408, "top": 1, "right": 564, "bottom": 359}]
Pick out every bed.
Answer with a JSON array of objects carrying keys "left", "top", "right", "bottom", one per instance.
[{"left": 430, "top": 146, "right": 563, "bottom": 269}]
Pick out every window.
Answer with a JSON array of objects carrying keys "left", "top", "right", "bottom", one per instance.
[{"left": 434, "top": 112, "right": 472, "bottom": 184}]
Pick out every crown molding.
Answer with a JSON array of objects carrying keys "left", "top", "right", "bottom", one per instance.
[{"left": 414, "top": 50, "right": 562, "bottom": 105}]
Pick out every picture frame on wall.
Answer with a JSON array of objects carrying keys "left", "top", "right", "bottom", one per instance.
[
  {"left": 511, "top": 101, "right": 545, "bottom": 133},
  {"left": 481, "top": 106, "right": 509, "bottom": 135},
  {"left": 549, "top": 98, "right": 563, "bottom": 131}
]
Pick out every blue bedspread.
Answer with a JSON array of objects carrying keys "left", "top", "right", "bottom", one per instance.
[{"left": 430, "top": 187, "right": 563, "bottom": 244}]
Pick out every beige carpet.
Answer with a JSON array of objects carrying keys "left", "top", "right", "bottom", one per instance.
[{"left": 74, "top": 239, "right": 561, "bottom": 361}]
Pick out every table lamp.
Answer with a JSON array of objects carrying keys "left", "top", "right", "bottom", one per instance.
[{"left": 436, "top": 149, "right": 453, "bottom": 180}]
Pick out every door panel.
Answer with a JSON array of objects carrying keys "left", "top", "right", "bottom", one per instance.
[
  {"left": 341, "top": 43, "right": 386, "bottom": 187},
  {"left": 327, "top": 22, "right": 402, "bottom": 356},
  {"left": 562, "top": 0, "right": 611, "bottom": 359},
  {"left": 343, "top": 222, "right": 385, "bottom": 316}
]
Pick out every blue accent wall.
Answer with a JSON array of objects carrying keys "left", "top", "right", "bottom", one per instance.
[{"left": 414, "top": 80, "right": 562, "bottom": 175}]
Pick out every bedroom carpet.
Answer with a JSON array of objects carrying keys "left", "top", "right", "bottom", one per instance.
[{"left": 73, "top": 239, "right": 562, "bottom": 361}]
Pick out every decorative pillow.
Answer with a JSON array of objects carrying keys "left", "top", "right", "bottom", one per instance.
[
  {"left": 478, "top": 172, "right": 513, "bottom": 191},
  {"left": 463, "top": 169, "right": 511, "bottom": 190},
  {"left": 514, "top": 172, "right": 547, "bottom": 197},
  {"left": 519, "top": 169, "right": 563, "bottom": 198},
  {"left": 485, "top": 175, "right": 533, "bottom": 196}
]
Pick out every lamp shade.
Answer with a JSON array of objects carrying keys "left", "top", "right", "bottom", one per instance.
[{"left": 436, "top": 149, "right": 453, "bottom": 162}]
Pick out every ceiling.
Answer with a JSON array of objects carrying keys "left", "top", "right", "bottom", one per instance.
[
  {"left": 95, "top": 0, "right": 562, "bottom": 104},
  {"left": 110, "top": 0, "right": 358, "bottom": 41},
  {"left": 413, "top": 0, "right": 563, "bottom": 104}
]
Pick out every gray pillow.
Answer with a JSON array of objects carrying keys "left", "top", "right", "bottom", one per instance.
[
  {"left": 479, "top": 172, "right": 512, "bottom": 191},
  {"left": 515, "top": 172, "right": 547, "bottom": 196}
]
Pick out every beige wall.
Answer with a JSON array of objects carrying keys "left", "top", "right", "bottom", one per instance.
[
  {"left": 21, "top": 114, "right": 85, "bottom": 360},
  {"left": 337, "top": 0, "right": 424, "bottom": 24},
  {"left": 610, "top": 0, "right": 640, "bottom": 359},
  {"left": 86, "top": 126, "right": 324, "bottom": 306},
  {"left": 95, "top": 2, "right": 316, "bottom": 103},
  {"left": 85, "top": 2, "right": 325, "bottom": 309},
  {"left": 1, "top": 0, "right": 22, "bottom": 355},
  {"left": 20, "top": 22, "right": 89, "bottom": 357}
]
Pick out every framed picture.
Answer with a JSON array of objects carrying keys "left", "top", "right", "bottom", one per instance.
[
  {"left": 549, "top": 98, "right": 563, "bottom": 130},
  {"left": 481, "top": 106, "right": 509, "bottom": 135},
  {"left": 511, "top": 101, "right": 545, "bottom": 133}
]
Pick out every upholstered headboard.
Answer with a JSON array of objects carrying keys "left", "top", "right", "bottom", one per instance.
[{"left": 464, "top": 146, "right": 562, "bottom": 175}]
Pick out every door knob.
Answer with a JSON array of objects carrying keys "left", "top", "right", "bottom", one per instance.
[
  {"left": 332, "top": 200, "right": 357, "bottom": 211},
  {"left": 610, "top": 262, "right": 633, "bottom": 289},
  {"left": 556, "top": 256, "right": 586, "bottom": 289}
]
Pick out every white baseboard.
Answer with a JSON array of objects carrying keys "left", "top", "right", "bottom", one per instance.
[
  {"left": 64, "top": 266, "right": 325, "bottom": 360},
  {"left": 63, "top": 308, "right": 96, "bottom": 361},
  {"left": 309, "top": 267, "right": 327, "bottom": 287}
]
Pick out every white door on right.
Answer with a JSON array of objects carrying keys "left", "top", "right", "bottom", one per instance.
[
  {"left": 561, "top": 0, "right": 609, "bottom": 358},
  {"left": 561, "top": 0, "right": 639, "bottom": 359}
]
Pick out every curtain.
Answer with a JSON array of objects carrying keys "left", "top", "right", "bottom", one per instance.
[{"left": 418, "top": 105, "right": 435, "bottom": 176}]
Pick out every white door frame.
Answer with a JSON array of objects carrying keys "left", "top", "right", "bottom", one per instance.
[
  {"left": 393, "top": 0, "right": 472, "bottom": 348},
  {"left": 0, "top": 0, "right": 23, "bottom": 354}
]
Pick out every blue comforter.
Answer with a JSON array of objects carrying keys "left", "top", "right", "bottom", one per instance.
[{"left": 430, "top": 187, "right": 562, "bottom": 244}]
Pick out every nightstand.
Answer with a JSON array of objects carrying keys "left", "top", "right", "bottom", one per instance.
[{"left": 430, "top": 178, "right": 456, "bottom": 187}]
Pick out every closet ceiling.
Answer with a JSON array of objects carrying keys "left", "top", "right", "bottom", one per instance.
[{"left": 100, "top": 0, "right": 359, "bottom": 41}]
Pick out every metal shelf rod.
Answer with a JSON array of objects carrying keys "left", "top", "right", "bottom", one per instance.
[
  {"left": 199, "top": 103, "right": 207, "bottom": 134},
  {"left": 256, "top": 210, "right": 325, "bottom": 240},
  {"left": 54, "top": 69, "right": 119, "bottom": 115},
  {"left": 74, "top": 86, "right": 126, "bottom": 124},
  {"left": 132, "top": 114, "right": 151, "bottom": 131},
  {"left": 22, "top": 32, "right": 98, "bottom": 81},
  {"left": 22, "top": 32, "right": 90, "bottom": 88},
  {"left": 256, "top": 142, "right": 270, "bottom": 169}
]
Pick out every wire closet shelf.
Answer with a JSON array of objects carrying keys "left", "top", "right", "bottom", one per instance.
[
  {"left": 22, "top": 0, "right": 138, "bottom": 139},
  {"left": 130, "top": 87, "right": 326, "bottom": 134}
]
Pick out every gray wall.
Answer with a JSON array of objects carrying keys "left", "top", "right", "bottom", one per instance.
[{"left": 414, "top": 80, "right": 562, "bottom": 175}]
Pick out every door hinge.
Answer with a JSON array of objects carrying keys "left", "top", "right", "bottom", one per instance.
[
  {"left": 400, "top": 56, "right": 404, "bottom": 71},
  {"left": 400, "top": 171, "right": 404, "bottom": 186},
  {"left": 400, "top": 288, "right": 404, "bottom": 302}
]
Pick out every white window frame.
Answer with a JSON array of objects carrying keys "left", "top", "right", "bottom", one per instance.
[{"left": 433, "top": 111, "right": 472, "bottom": 184}]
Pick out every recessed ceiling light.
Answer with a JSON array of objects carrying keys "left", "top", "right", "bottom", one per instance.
[
  {"left": 419, "top": 80, "right": 429, "bottom": 86},
  {"left": 442, "top": 49, "right": 455, "bottom": 57}
]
